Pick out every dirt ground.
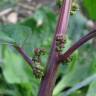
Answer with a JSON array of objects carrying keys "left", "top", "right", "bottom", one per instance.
[{"left": 0, "top": 0, "right": 55, "bottom": 23}]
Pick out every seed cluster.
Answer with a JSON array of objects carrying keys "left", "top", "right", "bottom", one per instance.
[
  {"left": 56, "top": 34, "right": 66, "bottom": 54},
  {"left": 32, "top": 48, "right": 46, "bottom": 79},
  {"left": 70, "top": 2, "right": 79, "bottom": 15},
  {"left": 56, "top": 35, "right": 73, "bottom": 64}
]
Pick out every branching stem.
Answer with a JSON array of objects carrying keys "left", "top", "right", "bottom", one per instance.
[{"left": 59, "top": 29, "right": 96, "bottom": 62}]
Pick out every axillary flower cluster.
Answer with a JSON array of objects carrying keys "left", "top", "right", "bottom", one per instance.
[
  {"left": 56, "top": 34, "right": 72, "bottom": 63},
  {"left": 56, "top": 34, "right": 66, "bottom": 54},
  {"left": 32, "top": 48, "right": 46, "bottom": 79}
]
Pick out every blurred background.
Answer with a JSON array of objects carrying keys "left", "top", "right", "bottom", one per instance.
[{"left": 0, "top": 0, "right": 96, "bottom": 96}]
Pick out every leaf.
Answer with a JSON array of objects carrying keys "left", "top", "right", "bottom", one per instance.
[
  {"left": 86, "top": 80, "right": 96, "bottom": 96},
  {"left": 0, "top": 24, "right": 41, "bottom": 56},
  {"left": 63, "top": 74, "right": 96, "bottom": 96},
  {"left": 53, "top": 61, "right": 92, "bottom": 96},
  {"left": 83, "top": 0, "right": 96, "bottom": 21},
  {"left": 2, "top": 47, "right": 40, "bottom": 84},
  {"left": 86, "top": 57, "right": 96, "bottom": 96},
  {"left": 0, "top": 46, "right": 40, "bottom": 95},
  {"left": 0, "top": 31, "right": 15, "bottom": 45},
  {"left": 68, "top": 11, "right": 88, "bottom": 41},
  {"left": 0, "top": 24, "right": 32, "bottom": 46}
]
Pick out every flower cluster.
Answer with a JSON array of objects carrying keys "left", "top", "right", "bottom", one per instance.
[
  {"left": 32, "top": 48, "right": 46, "bottom": 79},
  {"left": 56, "top": 34, "right": 66, "bottom": 54}
]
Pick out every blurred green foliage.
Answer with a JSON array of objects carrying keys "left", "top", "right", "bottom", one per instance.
[
  {"left": 83, "top": 0, "right": 96, "bottom": 21},
  {"left": 0, "top": 0, "right": 17, "bottom": 11}
]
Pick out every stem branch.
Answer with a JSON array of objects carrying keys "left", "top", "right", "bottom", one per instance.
[
  {"left": 14, "top": 46, "right": 33, "bottom": 68},
  {"left": 59, "top": 29, "right": 96, "bottom": 62}
]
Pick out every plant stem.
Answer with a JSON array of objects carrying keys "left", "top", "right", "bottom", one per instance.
[
  {"left": 14, "top": 46, "right": 33, "bottom": 68},
  {"left": 38, "top": 0, "right": 72, "bottom": 96},
  {"left": 59, "top": 29, "right": 96, "bottom": 62}
]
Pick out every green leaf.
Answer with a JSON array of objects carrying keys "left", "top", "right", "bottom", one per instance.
[
  {"left": 63, "top": 74, "right": 96, "bottom": 96},
  {"left": 1, "top": 46, "right": 40, "bottom": 95},
  {"left": 86, "top": 80, "right": 96, "bottom": 96},
  {"left": 0, "top": 24, "right": 32, "bottom": 46},
  {"left": 68, "top": 12, "right": 88, "bottom": 41},
  {"left": 0, "top": 31, "right": 15, "bottom": 45},
  {"left": 2, "top": 47, "right": 39, "bottom": 84},
  {"left": 83, "top": 0, "right": 96, "bottom": 21},
  {"left": 0, "top": 24, "right": 39, "bottom": 56},
  {"left": 53, "top": 61, "right": 92, "bottom": 95}
]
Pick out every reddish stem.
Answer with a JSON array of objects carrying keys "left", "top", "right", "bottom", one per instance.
[
  {"left": 38, "top": 0, "right": 72, "bottom": 96},
  {"left": 59, "top": 29, "right": 96, "bottom": 62},
  {"left": 14, "top": 46, "right": 33, "bottom": 68}
]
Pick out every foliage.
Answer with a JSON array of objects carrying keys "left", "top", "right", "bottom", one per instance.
[
  {"left": 0, "top": 0, "right": 16, "bottom": 11},
  {"left": 83, "top": 0, "right": 96, "bottom": 21}
]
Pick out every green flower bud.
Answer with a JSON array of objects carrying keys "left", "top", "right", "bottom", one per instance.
[{"left": 33, "top": 63, "right": 44, "bottom": 79}]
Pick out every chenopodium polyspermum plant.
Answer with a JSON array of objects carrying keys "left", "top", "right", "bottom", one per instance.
[{"left": 0, "top": 0, "right": 96, "bottom": 96}]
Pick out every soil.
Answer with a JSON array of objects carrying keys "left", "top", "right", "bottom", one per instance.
[{"left": 0, "top": 0, "right": 55, "bottom": 23}]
